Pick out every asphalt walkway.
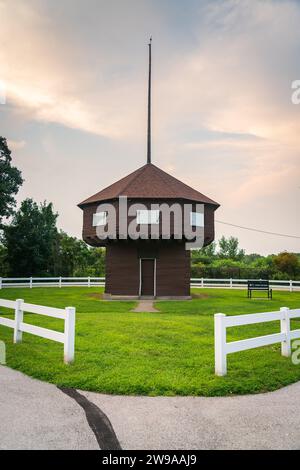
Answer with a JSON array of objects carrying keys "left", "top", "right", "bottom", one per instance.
[{"left": 1, "top": 366, "right": 299, "bottom": 450}]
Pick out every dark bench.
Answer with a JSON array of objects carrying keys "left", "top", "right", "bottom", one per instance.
[{"left": 247, "top": 280, "right": 272, "bottom": 299}]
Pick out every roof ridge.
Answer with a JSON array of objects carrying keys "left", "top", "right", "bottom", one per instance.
[
  {"left": 78, "top": 162, "right": 220, "bottom": 208},
  {"left": 78, "top": 164, "right": 147, "bottom": 207},
  {"left": 118, "top": 163, "right": 148, "bottom": 196},
  {"left": 151, "top": 163, "right": 218, "bottom": 204},
  {"left": 149, "top": 164, "right": 178, "bottom": 197},
  {"left": 152, "top": 163, "right": 199, "bottom": 192}
]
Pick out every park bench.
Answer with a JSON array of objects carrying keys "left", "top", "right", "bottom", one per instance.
[{"left": 247, "top": 280, "right": 272, "bottom": 299}]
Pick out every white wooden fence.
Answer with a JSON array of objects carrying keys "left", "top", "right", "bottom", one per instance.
[
  {"left": 214, "top": 307, "right": 300, "bottom": 376},
  {"left": 191, "top": 278, "right": 300, "bottom": 291},
  {"left": 0, "top": 298, "right": 75, "bottom": 364},
  {"left": 0, "top": 276, "right": 299, "bottom": 291},
  {"left": 0, "top": 277, "right": 105, "bottom": 289}
]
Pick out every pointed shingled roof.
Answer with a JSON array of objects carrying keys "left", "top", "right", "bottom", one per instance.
[{"left": 78, "top": 163, "right": 219, "bottom": 208}]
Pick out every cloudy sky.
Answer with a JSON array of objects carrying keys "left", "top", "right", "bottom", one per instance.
[{"left": 0, "top": 0, "right": 299, "bottom": 254}]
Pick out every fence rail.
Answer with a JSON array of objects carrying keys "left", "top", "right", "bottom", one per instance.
[
  {"left": 191, "top": 278, "right": 300, "bottom": 291},
  {"left": 0, "top": 277, "right": 105, "bottom": 289},
  {"left": 0, "top": 298, "right": 75, "bottom": 363},
  {"left": 214, "top": 307, "right": 300, "bottom": 376},
  {"left": 0, "top": 276, "right": 299, "bottom": 291}
]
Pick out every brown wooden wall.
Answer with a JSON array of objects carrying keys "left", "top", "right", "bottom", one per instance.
[
  {"left": 204, "top": 205, "right": 215, "bottom": 246},
  {"left": 81, "top": 198, "right": 215, "bottom": 247},
  {"left": 105, "top": 241, "right": 190, "bottom": 297},
  {"left": 156, "top": 244, "right": 190, "bottom": 297},
  {"left": 105, "top": 244, "right": 140, "bottom": 296}
]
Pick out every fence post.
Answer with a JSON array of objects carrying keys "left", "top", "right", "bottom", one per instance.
[
  {"left": 214, "top": 313, "right": 227, "bottom": 376},
  {"left": 30, "top": 277, "right": 33, "bottom": 289},
  {"left": 230, "top": 278, "right": 233, "bottom": 288},
  {"left": 64, "top": 307, "right": 75, "bottom": 364},
  {"left": 59, "top": 276, "right": 62, "bottom": 288},
  {"left": 14, "top": 299, "right": 24, "bottom": 344},
  {"left": 280, "top": 307, "right": 291, "bottom": 357},
  {"left": 0, "top": 277, "right": 2, "bottom": 289},
  {"left": 88, "top": 276, "right": 91, "bottom": 288},
  {"left": 289, "top": 280, "right": 293, "bottom": 293},
  {"left": 201, "top": 277, "right": 204, "bottom": 288}
]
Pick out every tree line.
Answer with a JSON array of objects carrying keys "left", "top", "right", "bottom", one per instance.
[
  {"left": 191, "top": 238, "right": 300, "bottom": 280},
  {"left": 0, "top": 137, "right": 299, "bottom": 279},
  {"left": 0, "top": 198, "right": 105, "bottom": 277}
]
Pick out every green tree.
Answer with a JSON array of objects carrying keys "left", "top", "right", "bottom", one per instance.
[
  {"left": 191, "top": 242, "right": 216, "bottom": 266},
  {"left": 53, "top": 231, "right": 87, "bottom": 276},
  {"left": 52, "top": 231, "right": 106, "bottom": 277},
  {"left": 274, "top": 252, "right": 299, "bottom": 278},
  {"left": 0, "top": 137, "right": 23, "bottom": 223},
  {"left": 0, "top": 244, "right": 9, "bottom": 276},
  {"left": 211, "top": 258, "right": 243, "bottom": 278},
  {"left": 3, "top": 199, "right": 58, "bottom": 276},
  {"left": 86, "top": 247, "right": 105, "bottom": 277},
  {"left": 218, "top": 236, "right": 245, "bottom": 260},
  {"left": 190, "top": 260, "right": 205, "bottom": 277},
  {"left": 200, "top": 242, "right": 216, "bottom": 258},
  {"left": 247, "top": 255, "right": 275, "bottom": 279}
]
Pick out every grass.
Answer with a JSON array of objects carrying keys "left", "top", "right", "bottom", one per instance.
[{"left": 0, "top": 287, "right": 299, "bottom": 396}]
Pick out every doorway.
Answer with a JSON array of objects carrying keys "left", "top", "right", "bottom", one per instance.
[{"left": 140, "top": 259, "right": 156, "bottom": 296}]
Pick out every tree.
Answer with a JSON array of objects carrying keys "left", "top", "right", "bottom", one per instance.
[
  {"left": 53, "top": 231, "right": 91, "bottom": 276},
  {"left": 86, "top": 247, "right": 106, "bottom": 277},
  {"left": 52, "top": 231, "right": 106, "bottom": 277},
  {"left": 274, "top": 252, "right": 299, "bottom": 278},
  {"left": 200, "top": 242, "right": 216, "bottom": 258},
  {"left": 218, "top": 236, "right": 245, "bottom": 260},
  {"left": 191, "top": 242, "right": 217, "bottom": 266},
  {"left": 211, "top": 258, "right": 243, "bottom": 277},
  {"left": 246, "top": 255, "right": 275, "bottom": 279},
  {"left": 3, "top": 199, "right": 58, "bottom": 276},
  {"left": 0, "top": 137, "right": 23, "bottom": 223},
  {"left": 0, "top": 244, "right": 9, "bottom": 276}
]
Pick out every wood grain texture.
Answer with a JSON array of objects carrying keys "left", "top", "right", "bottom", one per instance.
[
  {"left": 81, "top": 199, "right": 216, "bottom": 247},
  {"left": 105, "top": 241, "right": 190, "bottom": 297}
]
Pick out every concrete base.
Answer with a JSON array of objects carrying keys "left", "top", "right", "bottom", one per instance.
[{"left": 103, "top": 294, "right": 192, "bottom": 301}]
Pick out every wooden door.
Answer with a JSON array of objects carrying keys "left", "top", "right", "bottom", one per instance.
[{"left": 141, "top": 259, "right": 155, "bottom": 296}]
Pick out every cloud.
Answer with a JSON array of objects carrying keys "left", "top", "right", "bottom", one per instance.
[
  {"left": 151, "top": 0, "right": 300, "bottom": 208},
  {"left": 1, "top": 0, "right": 299, "bottom": 253},
  {"left": 0, "top": 0, "right": 161, "bottom": 139}
]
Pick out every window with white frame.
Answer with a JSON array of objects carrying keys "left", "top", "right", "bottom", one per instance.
[
  {"left": 137, "top": 209, "right": 160, "bottom": 224},
  {"left": 93, "top": 211, "right": 107, "bottom": 226},
  {"left": 190, "top": 211, "right": 204, "bottom": 227}
]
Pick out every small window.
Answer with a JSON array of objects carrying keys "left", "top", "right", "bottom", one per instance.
[
  {"left": 93, "top": 211, "right": 107, "bottom": 226},
  {"left": 137, "top": 210, "right": 160, "bottom": 224},
  {"left": 190, "top": 212, "right": 204, "bottom": 227}
]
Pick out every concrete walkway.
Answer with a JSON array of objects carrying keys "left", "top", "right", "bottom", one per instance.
[
  {"left": 0, "top": 366, "right": 98, "bottom": 450},
  {"left": 83, "top": 385, "right": 300, "bottom": 450},
  {"left": 1, "top": 366, "right": 300, "bottom": 450}
]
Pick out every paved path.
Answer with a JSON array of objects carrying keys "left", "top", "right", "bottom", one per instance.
[
  {"left": 0, "top": 366, "right": 98, "bottom": 450},
  {"left": 1, "top": 366, "right": 300, "bottom": 449},
  {"left": 83, "top": 386, "right": 300, "bottom": 450},
  {"left": 132, "top": 300, "right": 159, "bottom": 312}
]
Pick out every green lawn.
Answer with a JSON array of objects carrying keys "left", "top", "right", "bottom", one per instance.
[{"left": 0, "top": 287, "right": 299, "bottom": 396}]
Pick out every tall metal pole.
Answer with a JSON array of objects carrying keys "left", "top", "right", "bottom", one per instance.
[{"left": 147, "top": 37, "right": 152, "bottom": 164}]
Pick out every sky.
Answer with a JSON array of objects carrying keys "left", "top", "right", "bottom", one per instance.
[{"left": 0, "top": 0, "right": 299, "bottom": 255}]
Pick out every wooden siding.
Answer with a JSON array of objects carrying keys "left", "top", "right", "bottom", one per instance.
[
  {"left": 204, "top": 205, "right": 215, "bottom": 246},
  {"left": 156, "top": 244, "right": 190, "bottom": 297},
  {"left": 105, "top": 244, "right": 140, "bottom": 296},
  {"left": 82, "top": 199, "right": 215, "bottom": 247},
  {"left": 105, "top": 241, "right": 190, "bottom": 297}
]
